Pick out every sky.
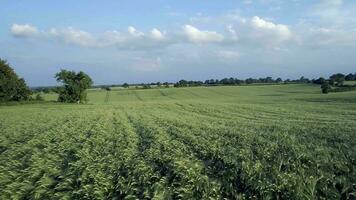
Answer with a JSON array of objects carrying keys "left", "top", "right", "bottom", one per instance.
[{"left": 1, "top": 0, "right": 356, "bottom": 86}]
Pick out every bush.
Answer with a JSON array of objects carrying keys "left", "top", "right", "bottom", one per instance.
[
  {"left": 330, "top": 85, "right": 356, "bottom": 93},
  {"left": 35, "top": 94, "right": 44, "bottom": 101},
  {"left": 321, "top": 82, "right": 331, "bottom": 94}
]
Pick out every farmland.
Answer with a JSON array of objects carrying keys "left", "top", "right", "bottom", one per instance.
[{"left": 1, "top": 84, "right": 356, "bottom": 199}]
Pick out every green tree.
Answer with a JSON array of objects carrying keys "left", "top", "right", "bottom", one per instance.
[
  {"left": 163, "top": 82, "right": 170, "bottom": 88},
  {"left": 345, "top": 73, "right": 355, "bottom": 81},
  {"left": 0, "top": 59, "right": 31, "bottom": 102},
  {"left": 329, "top": 73, "right": 345, "bottom": 86},
  {"left": 35, "top": 93, "right": 44, "bottom": 101},
  {"left": 321, "top": 82, "right": 331, "bottom": 94},
  {"left": 55, "top": 69, "right": 93, "bottom": 103},
  {"left": 122, "top": 83, "right": 129, "bottom": 88},
  {"left": 313, "top": 77, "right": 326, "bottom": 85}
]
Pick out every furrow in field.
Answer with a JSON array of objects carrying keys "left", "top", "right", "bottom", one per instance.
[
  {"left": 171, "top": 102, "right": 356, "bottom": 127},
  {"left": 181, "top": 88, "right": 206, "bottom": 98},
  {"left": 125, "top": 111, "right": 222, "bottom": 199},
  {"left": 145, "top": 110, "right": 256, "bottom": 199},
  {"left": 147, "top": 103, "right": 356, "bottom": 199},
  {"left": 0, "top": 114, "right": 66, "bottom": 155},
  {"left": 147, "top": 110, "right": 317, "bottom": 199},
  {"left": 206, "top": 87, "right": 238, "bottom": 97},
  {"left": 0, "top": 109, "right": 101, "bottom": 199},
  {"left": 158, "top": 89, "right": 175, "bottom": 100},
  {"left": 133, "top": 90, "right": 143, "bottom": 101}
]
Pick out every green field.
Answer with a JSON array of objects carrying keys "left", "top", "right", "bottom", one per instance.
[
  {"left": 1, "top": 84, "right": 356, "bottom": 199},
  {"left": 344, "top": 81, "right": 356, "bottom": 86}
]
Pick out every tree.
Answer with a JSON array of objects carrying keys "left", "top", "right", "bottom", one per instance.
[
  {"left": 245, "top": 78, "right": 255, "bottom": 84},
  {"left": 345, "top": 73, "right": 355, "bottom": 81},
  {"left": 35, "top": 93, "right": 44, "bottom": 101},
  {"left": 313, "top": 77, "right": 326, "bottom": 85},
  {"left": 142, "top": 84, "right": 151, "bottom": 89},
  {"left": 163, "top": 82, "right": 170, "bottom": 88},
  {"left": 321, "top": 82, "right": 331, "bottom": 94},
  {"left": 55, "top": 69, "right": 93, "bottom": 103},
  {"left": 122, "top": 83, "right": 129, "bottom": 88},
  {"left": 299, "top": 76, "right": 309, "bottom": 83},
  {"left": 174, "top": 80, "right": 188, "bottom": 87},
  {"left": 276, "top": 78, "right": 283, "bottom": 83},
  {"left": 329, "top": 73, "right": 345, "bottom": 86},
  {"left": 0, "top": 59, "right": 31, "bottom": 102}
]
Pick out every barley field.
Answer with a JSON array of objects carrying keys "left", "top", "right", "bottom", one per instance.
[{"left": 1, "top": 84, "right": 355, "bottom": 199}]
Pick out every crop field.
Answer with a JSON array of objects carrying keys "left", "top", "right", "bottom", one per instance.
[{"left": 1, "top": 84, "right": 356, "bottom": 199}]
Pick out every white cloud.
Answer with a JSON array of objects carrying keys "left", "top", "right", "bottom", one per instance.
[
  {"left": 250, "top": 16, "right": 292, "bottom": 41},
  {"left": 226, "top": 24, "right": 239, "bottom": 41},
  {"left": 183, "top": 25, "right": 224, "bottom": 43},
  {"left": 128, "top": 26, "right": 144, "bottom": 37},
  {"left": 11, "top": 24, "right": 39, "bottom": 37},
  {"left": 150, "top": 28, "right": 165, "bottom": 40},
  {"left": 49, "top": 27, "right": 96, "bottom": 47}
]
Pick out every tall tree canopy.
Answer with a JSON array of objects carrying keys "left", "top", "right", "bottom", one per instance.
[
  {"left": 0, "top": 59, "right": 31, "bottom": 102},
  {"left": 329, "top": 73, "right": 345, "bottom": 86},
  {"left": 55, "top": 69, "right": 93, "bottom": 103}
]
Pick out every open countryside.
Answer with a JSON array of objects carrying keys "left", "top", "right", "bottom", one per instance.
[
  {"left": 1, "top": 84, "right": 356, "bottom": 199},
  {"left": 2, "top": 0, "right": 356, "bottom": 199}
]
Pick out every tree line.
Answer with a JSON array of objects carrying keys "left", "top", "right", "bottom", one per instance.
[
  {"left": 173, "top": 76, "right": 310, "bottom": 87},
  {"left": 1, "top": 57, "right": 356, "bottom": 103},
  {"left": 312, "top": 73, "right": 356, "bottom": 93},
  {"left": 172, "top": 73, "right": 356, "bottom": 93}
]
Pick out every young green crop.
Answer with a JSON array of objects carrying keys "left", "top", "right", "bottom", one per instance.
[{"left": 1, "top": 84, "right": 355, "bottom": 199}]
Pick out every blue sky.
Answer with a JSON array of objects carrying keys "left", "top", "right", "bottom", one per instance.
[{"left": 1, "top": 0, "right": 356, "bottom": 86}]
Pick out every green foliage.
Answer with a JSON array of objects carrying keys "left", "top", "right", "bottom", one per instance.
[
  {"left": 35, "top": 93, "right": 44, "bottom": 101},
  {"left": 330, "top": 73, "right": 345, "bottom": 86},
  {"left": 55, "top": 69, "right": 93, "bottom": 103},
  {"left": 321, "top": 82, "right": 331, "bottom": 94},
  {"left": 142, "top": 84, "right": 151, "bottom": 89},
  {"left": 122, "top": 83, "right": 129, "bottom": 88},
  {"left": 0, "top": 58, "right": 32, "bottom": 102},
  {"left": 1, "top": 84, "right": 356, "bottom": 199},
  {"left": 330, "top": 85, "right": 356, "bottom": 93}
]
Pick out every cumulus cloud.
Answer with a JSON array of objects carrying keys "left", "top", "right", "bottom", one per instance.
[
  {"left": 48, "top": 27, "right": 96, "bottom": 47},
  {"left": 150, "top": 28, "right": 165, "bottom": 40},
  {"left": 250, "top": 16, "right": 292, "bottom": 41},
  {"left": 11, "top": 24, "right": 39, "bottom": 37},
  {"left": 10, "top": 24, "right": 171, "bottom": 49},
  {"left": 226, "top": 24, "right": 239, "bottom": 41},
  {"left": 10, "top": 20, "right": 293, "bottom": 49},
  {"left": 128, "top": 26, "right": 144, "bottom": 37},
  {"left": 183, "top": 25, "right": 224, "bottom": 43}
]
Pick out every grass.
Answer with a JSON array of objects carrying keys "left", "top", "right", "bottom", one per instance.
[
  {"left": 344, "top": 81, "right": 356, "bottom": 85},
  {"left": 1, "top": 84, "right": 356, "bottom": 199}
]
